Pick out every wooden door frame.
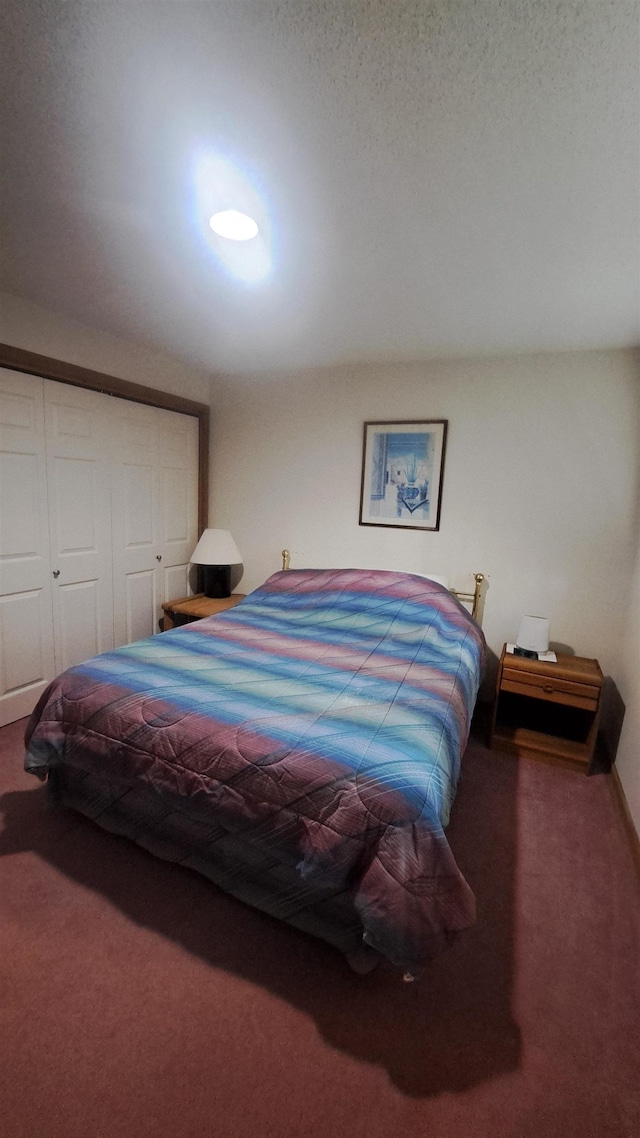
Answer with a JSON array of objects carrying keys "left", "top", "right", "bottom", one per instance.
[{"left": 0, "top": 343, "right": 209, "bottom": 534}]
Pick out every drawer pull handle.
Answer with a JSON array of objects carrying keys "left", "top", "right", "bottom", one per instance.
[{"left": 543, "top": 684, "right": 554, "bottom": 693}]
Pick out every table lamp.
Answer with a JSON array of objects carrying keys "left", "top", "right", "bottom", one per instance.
[
  {"left": 190, "top": 529, "right": 242, "bottom": 598},
  {"left": 514, "top": 615, "right": 550, "bottom": 659}
]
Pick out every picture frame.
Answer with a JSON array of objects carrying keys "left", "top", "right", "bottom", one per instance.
[{"left": 359, "top": 420, "right": 448, "bottom": 531}]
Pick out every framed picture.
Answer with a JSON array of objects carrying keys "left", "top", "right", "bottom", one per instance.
[{"left": 359, "top": 420, "right": 448, "bottom": 531}]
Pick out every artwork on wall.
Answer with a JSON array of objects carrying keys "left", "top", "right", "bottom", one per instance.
[{"left": 359, "top": 420, "right": 448, "bottom": 531}]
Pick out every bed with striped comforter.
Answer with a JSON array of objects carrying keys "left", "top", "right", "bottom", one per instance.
[{"left": 25, "top": 568, "right": 485, "bottom": 974}]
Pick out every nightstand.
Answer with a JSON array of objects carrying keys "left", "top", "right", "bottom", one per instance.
[
  {"left": 489, "top": 645, "right": 603, "bottom": 770},
  {"left": 161, "top": 593, "right": 245, "bottom": 631}
]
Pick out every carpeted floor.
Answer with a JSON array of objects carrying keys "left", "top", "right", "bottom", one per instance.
[{"left": 1, "top": 715, "right": 638, "bottom": 1138}]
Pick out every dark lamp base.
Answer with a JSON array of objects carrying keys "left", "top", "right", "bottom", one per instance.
[
  {"left": 513, "top": 646, "right": 539, "bottom": 659},
  {"left": 200, "top": 565, "right": 232, "bottom": 598}
]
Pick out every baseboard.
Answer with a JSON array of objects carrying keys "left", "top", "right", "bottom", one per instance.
[{"left": 609, "top": 767, "right": 640, "bottom": 881}]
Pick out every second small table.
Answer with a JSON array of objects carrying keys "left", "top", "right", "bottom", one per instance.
[
  {"left": 489, "top": 645, "right": 603, "bottom": 769},
  {"left": 161, "top": 593, "right": 245, "bottom": 631}
]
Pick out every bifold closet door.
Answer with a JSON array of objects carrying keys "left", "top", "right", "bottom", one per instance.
[
  {"left": 44, "top": 381, "right": 115, "bottom": 671},
  {"left": 111, "top": 401, "right": 199, "bottom": 646},
  {"left": 0, "top": 370, "right": 55, "bottom": 726},
  {"left": 0, "top": 371, "right": 199, "bottom": 725}
]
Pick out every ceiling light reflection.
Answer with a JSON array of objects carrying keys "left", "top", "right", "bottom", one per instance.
[
  {"left": 209, "top": 210, "right": 259, "bottom": 241},
  {"left": 194, "top": 151, "right": 273, "bottom": 283}
]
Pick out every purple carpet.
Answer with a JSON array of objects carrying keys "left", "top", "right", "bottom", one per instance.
[{"left": 1, "top": 716, "right": 638, "bottom": 1137}]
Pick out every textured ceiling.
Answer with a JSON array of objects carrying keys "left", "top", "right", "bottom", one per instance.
[{"left": 1, "top": 0, "right": 638, "bottom": 374}]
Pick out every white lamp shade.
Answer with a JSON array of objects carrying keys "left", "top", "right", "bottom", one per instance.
[
  {"left": 190, "top": 529, "right": 242, "bottom": 566},
  {"left": 516, "top": 615, "right": 550, "bottom": 653}
]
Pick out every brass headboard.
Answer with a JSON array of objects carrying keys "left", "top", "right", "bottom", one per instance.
[
  {"left": 451, "top": 573, "right": 485, "bottom": 623},
  {"left": 280, "top": 551, "right": 485, "bottom": 624}
]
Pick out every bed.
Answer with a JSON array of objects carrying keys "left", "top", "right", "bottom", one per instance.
[{"left": 24, "top": 568, "right": 486, "bottom": 977}]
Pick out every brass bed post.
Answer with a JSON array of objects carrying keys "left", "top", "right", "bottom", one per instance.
[
  {"left": 451, "top": 573, "right": 485, "bottom": 623},
  {"left": 471, "top": 573, "right": 485, "bottom": 622},
  {"left": 281, "top": 549, "right": 291, "bottom": 571}
]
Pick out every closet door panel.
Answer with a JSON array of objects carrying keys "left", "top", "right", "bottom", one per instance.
[
  {"left": 1, "top": 451, "right": 43, "bottom": 586},
  {"left": 57, "top": 580, "right": 102, "bottom": 668},
  {"left": 124, "top": 463, "right": 154, "bottom": 547},
  {"left": 45, "top": 382, "right": 114, "bottom": 671},
  {"left": 111, "top": 402, "right": 160, "bottom": 645},
  {"left": 0, "top": 370, "right": 55, "bottom": 725},
  {"left": 112, "top": 403, "right": 199, "bottom": 645},
  {"left": 163, "top": 467, "right": 190, "bottom": 542},
  {"left": 1, "top": 591, "right": 47, "bottom": 691},
  {"left": 125, "top": 569, "right": 156, "bottom": 643},
  {"left": 156, "top": 408, "right": 199, "bottom": 605},
  {"left": 163, "top": 563, "right": 190, "bottom": 603}
]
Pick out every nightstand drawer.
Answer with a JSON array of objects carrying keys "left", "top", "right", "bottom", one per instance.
[{"left": 501, "top": 673, "right": 600, "bottom": 710}]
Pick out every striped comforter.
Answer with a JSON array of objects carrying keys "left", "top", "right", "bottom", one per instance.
[{"left": 25, "top": 569, "right": 485, "bottom": 972}]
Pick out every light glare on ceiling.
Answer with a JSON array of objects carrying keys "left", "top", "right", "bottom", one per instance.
[
  {"left": 194, "top": 151, "right": 272, "bottom": 281},
  {"left": 209, "top": 209, "right": 259, "bottom": 241}
]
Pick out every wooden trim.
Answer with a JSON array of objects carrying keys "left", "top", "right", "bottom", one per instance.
[
  {"left": 0, "top": 342, "right": 209, "bottom": 533},
  {"left": 197, "top": 407, "right": 210, "bottom": 537},
  {"left": 609, "top": 766, "right": 640, "bottom": 881}
]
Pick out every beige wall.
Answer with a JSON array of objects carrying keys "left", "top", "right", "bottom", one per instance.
[
  {"left": 210, "top": 348, "right": 640, "bottom": 823},
  {"left": 0, "top": 291, "right": 211, "bottom": 404}
]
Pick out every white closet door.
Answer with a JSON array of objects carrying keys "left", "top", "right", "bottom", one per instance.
[
  {"left": 45, "top": 381, "right": 115, "bottom": 671},
  {"left": 111, "top": 400, "right": 160, "bottom": 646},
  {"left": 0, "top": 370, "right": 55, "bottom": 726},
  {"left": 111, "top": 402, "right": 198, "bottom": 646},
  {"left": 155, "top": 406, "right": 199, "bottom": 606}
]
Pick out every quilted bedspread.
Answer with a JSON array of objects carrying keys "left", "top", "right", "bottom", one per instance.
[{"left": 25, "top": 568, "right": 485, "bottom": 971}]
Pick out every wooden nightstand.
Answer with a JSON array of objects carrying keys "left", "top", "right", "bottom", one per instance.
[
  {"left": 161, "top": 593, "right": 245, "bottom": 631},
  {"left": 489, "top": 645, "right": 603, "bottom": 770}
]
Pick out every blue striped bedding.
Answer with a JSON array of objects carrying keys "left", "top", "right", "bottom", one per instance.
[{"left": 25, "top": 568, "right": 485, "bottom": 972}]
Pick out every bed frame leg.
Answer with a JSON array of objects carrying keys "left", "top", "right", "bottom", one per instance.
[{"left": 345, "top": 946, "right": 380, "bottom": 975}]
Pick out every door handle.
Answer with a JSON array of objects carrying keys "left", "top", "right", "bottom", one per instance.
[{"left": 53, "top": 570, "right": 60, "bottom": 578}]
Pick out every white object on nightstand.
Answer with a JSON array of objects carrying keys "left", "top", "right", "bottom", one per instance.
[
  {"left": 516, "top": 615, "right": 550, "bottom": 654},
  {"left": 506, "top": 644, "right": 557, "bottom": 663}
]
